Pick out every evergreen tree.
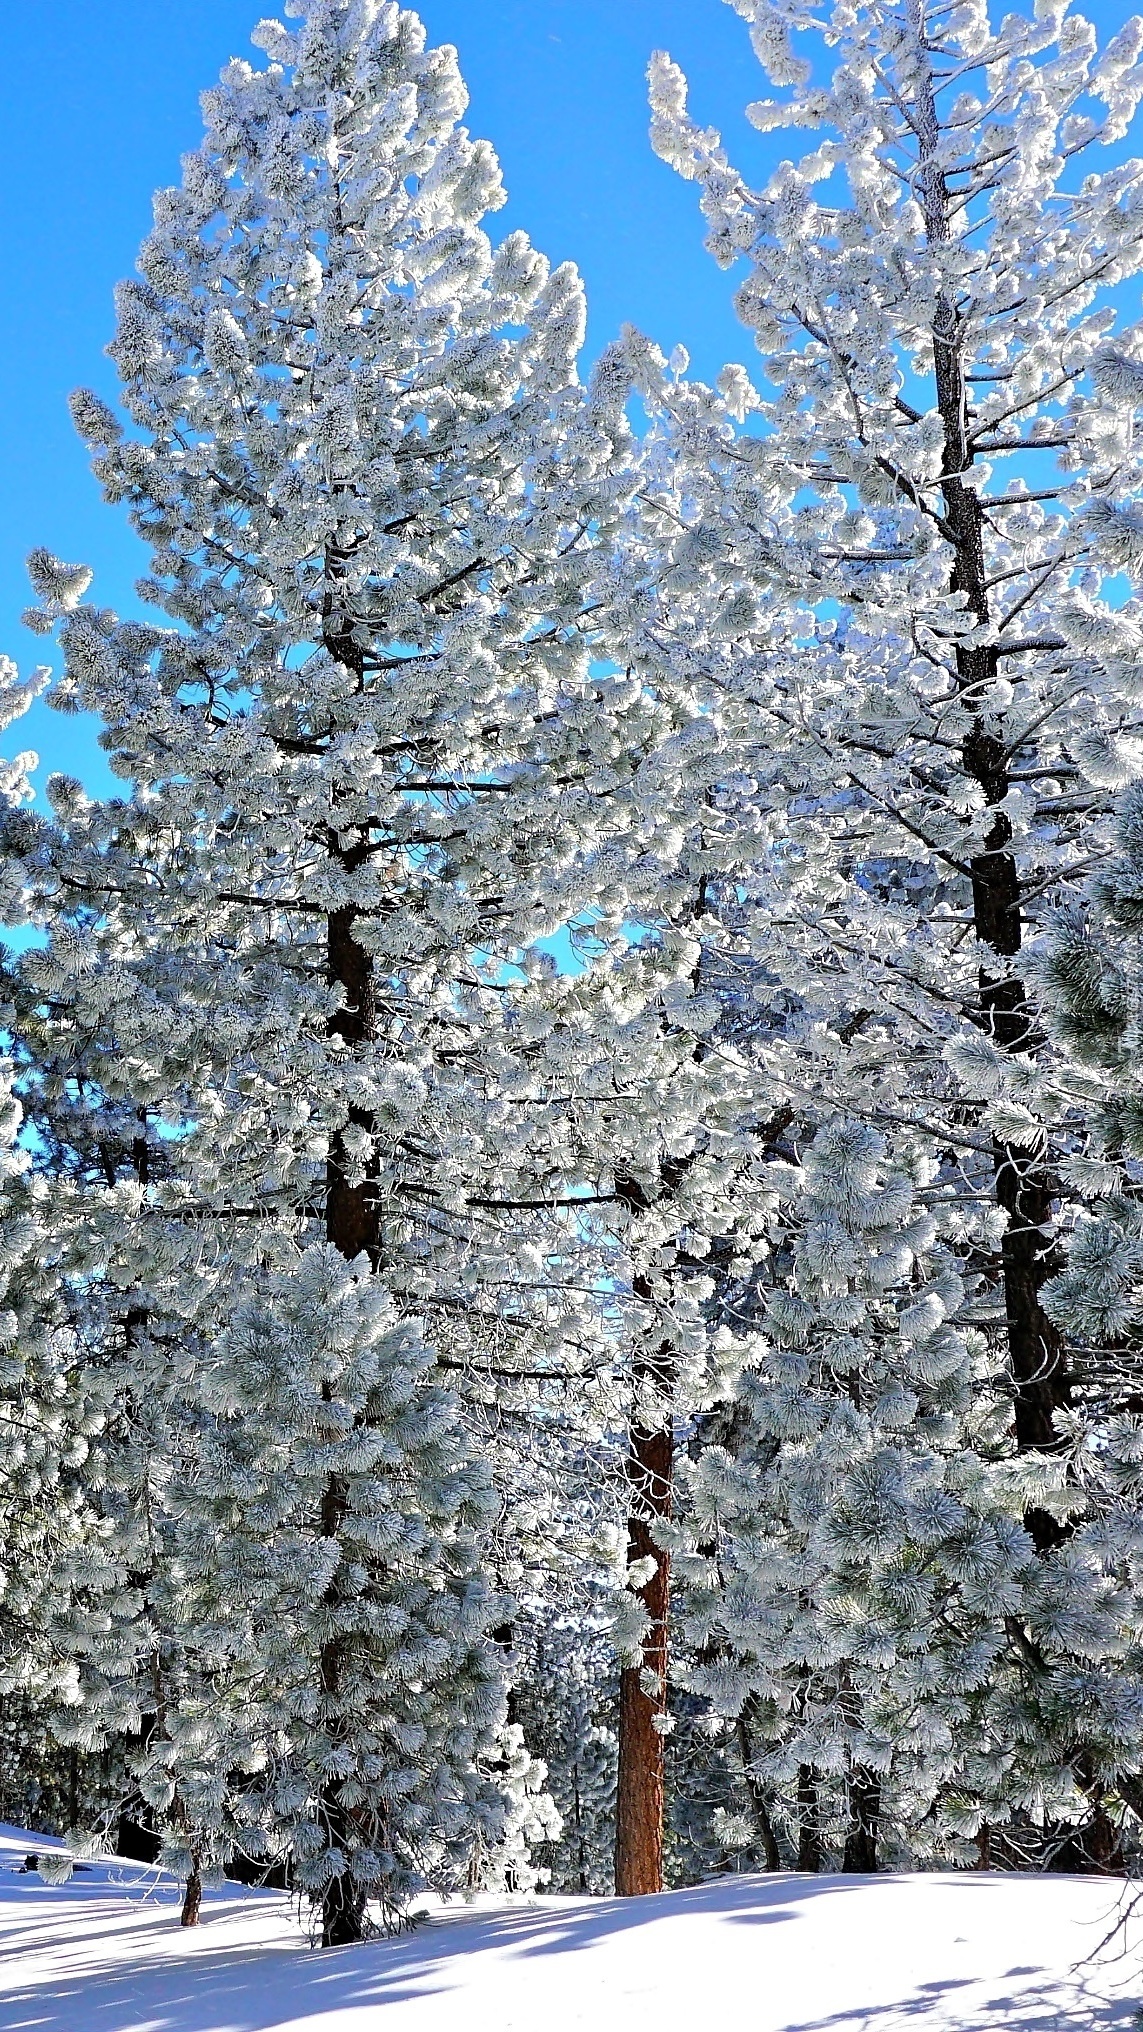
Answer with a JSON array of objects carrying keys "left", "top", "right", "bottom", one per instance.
[
  {"left": 648, "top": 0, "right": 1143, "bottom": 1522},
  {"left": 3, "top": 0, "right": 639, "bottom": 1941},
  {"left": 672, "top": 1119, "right": 1071, "bottom": 1869},
  {"left": 644, "top": 0, "right": 1143, "bottom": 1858},
  {"left": 0, "top": 700, "right": 112, "bottom": 1756},
  {"left": 11, "top": 0, "right": 1143, "bottom": 1906}
]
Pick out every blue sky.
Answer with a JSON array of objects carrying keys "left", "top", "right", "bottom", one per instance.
[
  {"left": 1, "top": 0, "right": 1138, "bottom": 802},
  {"left": 0, "top": 0, "right": 781, "bottom": 801}
]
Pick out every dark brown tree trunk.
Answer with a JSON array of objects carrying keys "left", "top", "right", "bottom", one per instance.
[
  {"left": 1071, "top": 1756, "right": 1127, "bottom": 1875},
  {"left": 326, "top": 898, "right": 379, "bottom": 1259},
  {"left": 1078, "top": 1800, "right": 1125, "bottom": 1875},
  {"left": 180, "top": 1862, "right": 202, "bottom": 1928},
  {"left": 735, "top": 1708, "right": 781, "bottom": 1871},
  {"left": 614, "top": 1337, "right": 673, "bottom": 1897},
  {"left": 842, "top": 1768, "right": 880, "bottom": 1873},
  {"left": 318, "top": 1456, "right": 368, "bottom": 1947},
  {"left": 319, "top": 877, "right": 378, "bottom": 1948},
  {"left": 797, "top": 1765, "right": 822, "bottom": 1872},
  {"left": 911, "top": 15, "right": 1071, "bottom": 1547},
  {"left": 319, "top": 1810, "right": 368, "bottom": 1947},
  {"left": 572, "top": 1764, "right": 589, "bottom": 1892}
]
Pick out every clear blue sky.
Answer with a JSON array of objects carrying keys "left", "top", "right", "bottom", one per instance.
[
  {"left": 0, "top": 0, "right": 777, "bottom": 800},
  {"left": 0, "top": 0, "right": 1135, "bottom": 799}
]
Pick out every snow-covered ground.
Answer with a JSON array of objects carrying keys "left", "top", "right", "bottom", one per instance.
[{"left": 2, "top": 1821, "right": 1141, "bottom": 2032}]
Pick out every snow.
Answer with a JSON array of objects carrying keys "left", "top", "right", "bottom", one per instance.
[{"left": 1, "top": 1822, "right": 1140, "bottom": 2032}]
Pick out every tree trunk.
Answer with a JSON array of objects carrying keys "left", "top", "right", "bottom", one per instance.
[
  {"left": 319, "top": 881, "right": 378, "bottom": 1948},
  {"left": 797, "top": 1765, "right": 822, "bottom": 1872},
  {"left": 180, "top": 1861, "right": 202, "bottom": 1928},
  {"left": 910, "top": 4, "right": 1071, "bottom": 1545},
  {"left": 1070, "top": 1755, "right": 1126, "bottom": 1875},
  {"left": 736, "top": 1702, "right": 780, "bottom": 1871},
  {"left": 842, "top": 1767, "right": 880, "bottom": 1873},
  {"left": 319, "top": 1800, "right": 368, "bottom": 1947},
  {"left": 571, "top": 1763, "right": 588, "bottom": 1892},
  {"left": 1081, "top": 1800, "right": 1125, "bottom": 1875},
  {"left": 612, "top": 1146, "right": 689, "bottom": 1903},
  {"left": 318, "top": 1458, "right": 368, "bottom": 1947},
  {"left": 614, "top": 1341, "right": 673, "bottom": 1896}
]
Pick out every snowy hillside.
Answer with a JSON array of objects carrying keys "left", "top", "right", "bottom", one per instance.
[{"left": 1, "top": 1823, "right": 1140, "bottom": 2032}]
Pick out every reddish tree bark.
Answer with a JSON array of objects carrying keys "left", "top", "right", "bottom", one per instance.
[
  {"left": 612, "top": 1164, "right": 693, "bottom": 1898},
  {"left": 615, "top": 1403, "right": 672, "bottom": 1896}
]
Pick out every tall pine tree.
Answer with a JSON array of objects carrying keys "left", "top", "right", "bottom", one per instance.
[{"left": 4, "top": 0, "right": 641, "bottom": 1940}]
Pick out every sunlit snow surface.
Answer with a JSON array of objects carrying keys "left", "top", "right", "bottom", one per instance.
[{"left": 2, "top": 1821, "right": 1141, "bottom": 2032}]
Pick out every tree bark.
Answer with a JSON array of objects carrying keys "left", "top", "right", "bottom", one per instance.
[
  {"left": 1068, "top": 1754, "right": 1126, "bottom": 1875},
  {"left": 842, "top": 1768, "right": 881, "bottom": 1873},
  {"left": 736, "top": 1705, "right": 781, "bottom": 1871},
  {"left": 612, "top": 1149, "right": 690, "bottom": 1901},
  {"left": 614, "top": 1321, "right": 673, "bottom": 1896},
  {"left": 910, "top": 3, "right": 1070, "bottom": 1546},
  {"left": 572, "top": 1763, "right": 589, "bottom": 1893},
  {"left": 797, "top": 1765, "right": 822, "bottom": 1873},
  {"left": 180, "top": 1861, "right": 203, "bottom": 1928},
  {"left": 319, "top": 873, "right": 378, "bottom": 1947}
]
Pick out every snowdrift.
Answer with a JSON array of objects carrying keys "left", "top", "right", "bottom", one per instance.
[{"left": 1, "top": 1821, "right": 1140, "bottom": 2032}]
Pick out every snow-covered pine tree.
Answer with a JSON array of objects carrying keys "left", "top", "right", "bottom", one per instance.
[
  {"left": 3, "top": 0, "right": 646, "bottom": 1941},
  {"left": 1019, "top": 788, "right": 1143, "bottom": 1850},
  {"left": 0, "top": 1046, "right": 87, "bottom": 1721},
  {"left": 0, "top": 692, "right": 118, "bottom": 1780},
  {"left": 509, "top": 1607, "right": 618, "bottom": 1893},
  {"left": 643, "top": 0, "right": 1143, "bottom": 1856},
  {"left": 647, "top": 0, "right": 1143, "bottom": 1535},
  {"left": 671, "top": 1118, "right": 1052, "bottom": 1870},
  {"left": 553, "top": 333, "right": 795, "bottom": 1894}
]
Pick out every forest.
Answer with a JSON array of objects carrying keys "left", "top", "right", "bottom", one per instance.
[{"left": 4, "top": 0, "right": 1143, "bottom": 1953}]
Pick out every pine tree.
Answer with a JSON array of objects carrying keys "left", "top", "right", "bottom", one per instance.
[
  {"left": 671, "top": 1118, "right": 1060, "bottom": 1868},
  {"left": 4, "top": 0, "right": 641, "bottom": 1941},
  {"left": 0, "top": 696, "right": 113, "bottom": 1756},
  {"left": 648, "top": 0, "right": 1143, "bottom": 1521},
  {"left": 557, "top": 330, "right": 831, "bottom": 1894},
  {"left": 0, "top": 1039, "right": 87, "bottom": 1714},
  {"left": 13, "top": 0, "right": 1143, "bottom": 1901},
  {"left": 644, "top": 0, "right": 1143, "bottom": 1855}
]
